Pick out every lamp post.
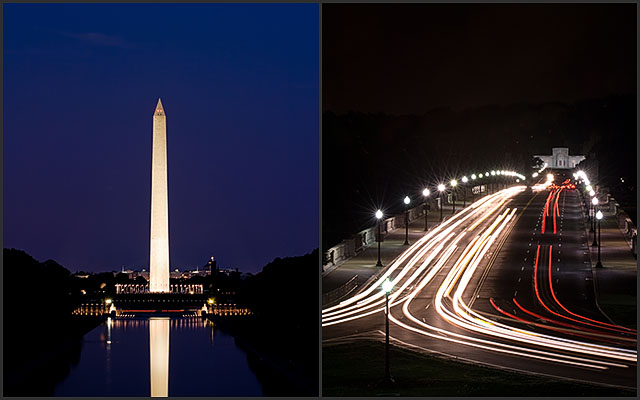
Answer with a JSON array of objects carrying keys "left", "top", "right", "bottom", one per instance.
[
  {"left": 438, "top": 184, "right": 445, "bottom": 222},
  {"left": 491, "top": 170, "right": 496, "bottom": 193},
  {"left": 589, "top": 191, "right": 595, "bottom": 233},
  {"left": 461, "top": 176, "right": 468, "bottom": 207},
  {"left": 591, "top": 197, "right": 599, "bottom": 245},
  {"left": 471, "top": 174, "right": 477, "bottom": 202},
  {"left": 403, "top": 196, "right": 410, "bottom": 245},
  {"left": 422, "top": 188, "right": 430, "bottom": 231},
  {"left": 381, "top": 278, "right": 394, "bottom": 384},
  {"left": 376, "top": 210, "right": 383, "bottom": 267},
  {"left": 596, "top": 210, "right": 603, "bottom": 268},
  {"left": 450, "top": 179, "right": 457, "bottom": 214}
]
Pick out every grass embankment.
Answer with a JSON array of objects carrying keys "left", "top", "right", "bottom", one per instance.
[
  {"left": 598, "top": 293, "right": 637, "bottom": 330},
  {"left": 323, "top": 341, "right": 636, "bottom": 397}
]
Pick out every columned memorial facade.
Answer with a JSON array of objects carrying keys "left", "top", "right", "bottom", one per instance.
[{"left": 534, "top": 147, "right": 585, "bottom": 170}]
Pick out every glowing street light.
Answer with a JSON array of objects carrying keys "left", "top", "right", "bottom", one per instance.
[
  {"left": 471, "top": 174, "right": 476, "bottom": 180},
  {"left": 403, "top": 196, "right": 411, "bottom": 245},
  {"left": 461, "top": 176, "right": 468, "bottom": 208},
  {"left": 422, "top": 188, "right": 431, "bottom": 231},
  {"left": 438, "top": 184, "right": 446, "bottom": 222},
  {"left": 590, "top": 197, "right": 598, "bottom": 237},
  {"left": 376, "top": 210, "right": 383, "bottom": 267},
  {"left": 381, "top": 278, "right": 394, "bottom": 384},
  {"left": 595, "top": 210, "right": 603, "bottom": 268},
  {"left": 532, "top": 172, "right": 539, "bottom": 178}
]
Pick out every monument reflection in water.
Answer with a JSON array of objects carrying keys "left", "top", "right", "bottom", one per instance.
[
  {"left": 54, "top": 317, "right": 262, "bottom": 396},
  {"left": 149, "top": 318, "right": 170, "bottom": 397}
]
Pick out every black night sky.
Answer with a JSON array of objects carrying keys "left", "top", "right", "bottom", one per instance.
[
  {"left": 324, "top": 3, "right": 635, "bottom": 114},
  {"left": 4, "top": 4, "right": 319, "bottom": 274}
]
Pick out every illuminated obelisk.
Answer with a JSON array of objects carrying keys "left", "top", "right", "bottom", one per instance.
[{"left": 149, "top": 98, "right": 170, "bottom": 292}]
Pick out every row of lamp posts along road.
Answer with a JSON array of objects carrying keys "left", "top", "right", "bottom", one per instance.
[{"left": 375, "top": 177, "right": 470, "bottom": 268}]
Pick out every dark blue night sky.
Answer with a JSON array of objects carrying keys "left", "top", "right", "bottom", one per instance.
[{"left": 4, "top": 4, "right": 318, "bottom": 274}]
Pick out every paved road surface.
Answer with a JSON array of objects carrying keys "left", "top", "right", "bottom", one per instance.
[{"left": 323, "top": 181, "right": 636, "bottom": 390}]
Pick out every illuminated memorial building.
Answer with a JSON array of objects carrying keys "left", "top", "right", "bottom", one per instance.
[{"left": 534, "top": 147, "right": 585, "bottom": 169}]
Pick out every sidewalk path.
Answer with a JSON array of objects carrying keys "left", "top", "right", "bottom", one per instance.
[{"left": 322, "top": 204, "right": 459, "bottom": 294}]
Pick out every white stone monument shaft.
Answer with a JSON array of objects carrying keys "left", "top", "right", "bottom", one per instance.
[{"left": 149, "top": 98, "right": 170, "bottom": 293}]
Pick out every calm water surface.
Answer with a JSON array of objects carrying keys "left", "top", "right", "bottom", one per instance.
[{"left": 54, "top": 317, "right": 263, "bottom": 396}]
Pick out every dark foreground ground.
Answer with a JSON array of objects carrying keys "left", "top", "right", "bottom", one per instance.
[{"left": 323, "top": 341, "right": 636, "bottom": 397}]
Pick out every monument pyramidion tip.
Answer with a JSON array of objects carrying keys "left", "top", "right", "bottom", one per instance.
[{"left": 155, "top": 98, "right": 164, "bottom": 115}]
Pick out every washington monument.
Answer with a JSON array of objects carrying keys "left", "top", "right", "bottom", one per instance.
[{"left": 149, "top": 98, "right": 170, "bottom": 292}]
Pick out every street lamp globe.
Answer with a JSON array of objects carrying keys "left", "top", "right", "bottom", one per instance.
[
  {"left": 471, "top": 174, "right": 476, "bottom": 180},
  {"left": 491, "top": 170, "right": 496, "bottom": 176},
  {"left": 450, "top": 179, "right": 457, "bottom": 187},
  {"left": 479, "top": 173, "right": 484, "bottom": 178},
  {"left": 422, "top": 188, "right": 430, "bottom": 197},
  {"left": 376, "top": 209, "right": 383, "bottom": 219},
  {"left": 592, "top": 197, "right": 598, "bottom": 206},
  {"left": 404, "top": 196, "right": 410, "bottom": 205},
  {"left": 547, "top": 173, "right": 554, "bottom": 182},
  {"left": 586, "top": 185, "right": 593, "bottom": 192},
  {"left": 596, "top": 210, "right": 603, "bottom": 220},
  {"left": 438, "top": 184, "right": 446, "bottom": 192},
  {"left": 462, "top": 176, "right": 468, "bottom": 183},
  {"left": 589, "top": 190, "right": 595, "bottom": 197},
  {"left": 382, "top": 278, "right": 393, "bottom": 293}
]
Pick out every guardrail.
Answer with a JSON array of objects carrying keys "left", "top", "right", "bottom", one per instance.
[
  {"left": 322, "top": 275, "right": 359, "bottom": 307},
  {"left": 323, "top": 203, "right": 427, "bottom": 270},
  {"left": 581, "top": 188, "right": 636, "bottom": 257}
]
